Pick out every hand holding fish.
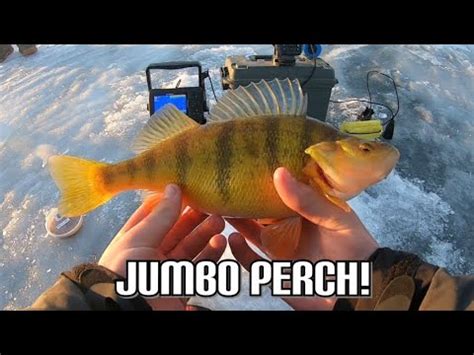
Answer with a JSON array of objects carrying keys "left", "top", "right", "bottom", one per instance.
[
  {"left": 227, "top": 167, "right": 379, "bottom": 310},
  {"left": 98, "top": 184, "right": 227, "bottom": 310}
]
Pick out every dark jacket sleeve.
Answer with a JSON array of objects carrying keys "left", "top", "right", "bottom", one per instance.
[
  {"left": 29, "top": 263, "right": 151, "bottom": 311},
  {"left": 334, "top": 248, "right": 474, "bottom": 310}
]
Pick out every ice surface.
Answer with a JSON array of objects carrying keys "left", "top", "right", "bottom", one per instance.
[{"left": 0, "top": 45, "right": 473, "bottom": 310}]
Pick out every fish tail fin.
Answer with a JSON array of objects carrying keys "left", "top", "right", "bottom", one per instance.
[{"left": 48, "top": 155, "right": 114, "bottom": 217}]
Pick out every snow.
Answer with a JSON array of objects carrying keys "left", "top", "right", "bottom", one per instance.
[{"left": 0, "top": 45, "right": 473, "bottom": 310}]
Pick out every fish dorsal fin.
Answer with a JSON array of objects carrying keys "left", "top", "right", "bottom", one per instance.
[
  {"left": 132, "top": 104, "right": 199, "bottom": 154},
  {"left": 209, "top": 78, "right": 308, "bottom": 122}
]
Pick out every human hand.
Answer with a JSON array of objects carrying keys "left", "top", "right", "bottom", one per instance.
[
  {"left": 99, "top": 184, "right": 227, "bottom": 310},
  {"left": 227, "top": 167, "right": 378, "bottom": 310}
]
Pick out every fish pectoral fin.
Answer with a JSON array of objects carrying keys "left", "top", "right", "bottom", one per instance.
[
  {"left": 260, "top": 216, "right": 302, "bottom": 259},
  {"left": 132, "top": 105, "right": 199, "bottom": 154}
]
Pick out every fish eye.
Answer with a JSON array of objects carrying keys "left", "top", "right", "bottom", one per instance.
[{"left": 359, "top": 143, "right": 372, "bottom": 153}]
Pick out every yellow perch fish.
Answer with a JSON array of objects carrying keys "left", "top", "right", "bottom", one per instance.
[{"left": 49, "top": 78, "right": 399, "bottom": 258}]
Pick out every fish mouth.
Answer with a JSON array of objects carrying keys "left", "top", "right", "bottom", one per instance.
[
  {"left": 303, "top": 159, "right": 340, "bottom": 194},
  {"left": 314, "top": 162, "right": 335, "bottom": 190}
]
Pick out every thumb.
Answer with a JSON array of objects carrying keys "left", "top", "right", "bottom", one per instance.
[{"left": 273, "top": 167, "right": 353, "bottom": 231}]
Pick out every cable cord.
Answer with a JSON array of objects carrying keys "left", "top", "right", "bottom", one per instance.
[
  {"left": 207, "top": 72, "right": 218, "bottom": 102},
  {"left": 299, "top": 48, "right": 399, "bottom": 126},
  {"left": 367, "top": 70, "right": 400, "bottom": 120},
  {"left": 206, "top": 57, "right": 400, "bottom": 128},
  {"left": 330, "top": 70, "right": 400, "bottom": 125}
]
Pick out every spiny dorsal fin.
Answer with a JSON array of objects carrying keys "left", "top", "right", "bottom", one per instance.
[
  {"left": 209, "top": 78, "right": 308, "bottom": 122},
  {"left": 132, "top": 104, "right": 199, "bottom": 154}
]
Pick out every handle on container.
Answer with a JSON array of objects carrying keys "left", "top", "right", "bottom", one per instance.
[{"left": 146, "top": 61, "right": 202, "bottom": 90}]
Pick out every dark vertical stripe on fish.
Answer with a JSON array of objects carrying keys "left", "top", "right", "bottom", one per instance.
[
  {"left": 175, "top": 135, "right": 191, "bottom": 186},
  {"left": 126, "top": 159, "right": 138, "bottom": 181},
  {"left": 242, "top": 120, "right": 259, "bottom": 158},
  {"left": 265, "top": 117, "right": 279, "bottom": 171},
  {"left": 102, "top": 167, "right": 115, "bottom": 186},
  {"left": 143, "top": 153, "right": 157, "bottom": 181},
  {"left": 216, "top": 121, "right": 234, "bottom": 202}
]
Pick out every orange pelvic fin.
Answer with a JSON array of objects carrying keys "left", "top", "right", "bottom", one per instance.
[
  {"left": 256, "top": 217, "right": 284, "bottom": 225},
  {"left": 260, "top": 216, "right": 302, "bottom": 259}
]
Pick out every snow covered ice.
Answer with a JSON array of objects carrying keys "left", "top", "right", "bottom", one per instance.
[{"left": 0, "top": 45, "right": 473, "bottom": 310}]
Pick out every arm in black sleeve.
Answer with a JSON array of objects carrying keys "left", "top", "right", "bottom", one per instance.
[
  {"left": 29, "top": 263, "right": 151, "bottom": 311},
  {"left": 334, "top": 248, "right": 474, "bottom": 311}
]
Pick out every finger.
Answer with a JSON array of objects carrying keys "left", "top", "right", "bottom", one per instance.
[
  {"left": 117, "top": 196, "right": 162, "bottom": 236},
  {"left": 160, "top": 208, "right": 208, "bottom": 254},
  {"left": 121, "top": 184, "right": 182, "bottom": 248},
  {"left": 228, "top": 233, "right": 262, "bottom": 272},
  {"left": 177, "top": 235, "right": 227, "bottom": 308},
  {"left": 167, "top": 215, "right": 225, "bottom": 259},
  {"left": 273, "top": 167, "right": 356, "bottom": 231},
  {"left": 226, "top": 218, "right": 263, "bottom": 247},
  {"left": 193, "top": 234, "right": 227, "bottom": 262},
  {"left": 181, "top": 234, "right": 226, "bottom": 308}
]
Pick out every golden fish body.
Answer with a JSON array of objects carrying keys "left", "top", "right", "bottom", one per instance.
[
  {"left": 101, "top": 116, "right": 341, "bottom": 219},
  {"left": 49, "top": 78, "right": 399, "bottom": 259}
]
